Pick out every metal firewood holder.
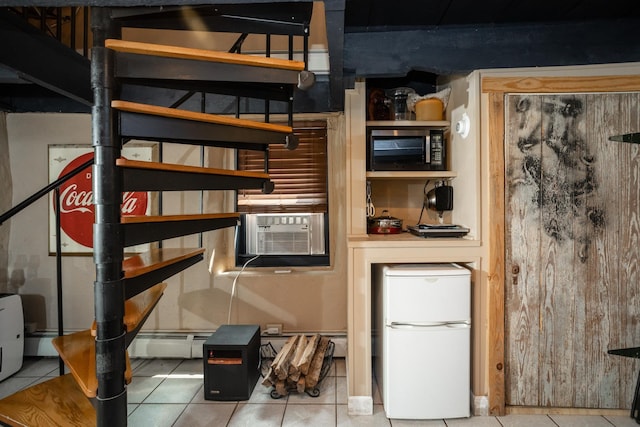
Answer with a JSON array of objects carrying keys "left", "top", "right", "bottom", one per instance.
[{"left": 260, "top": 340, "right": 335, "bottom": 398}]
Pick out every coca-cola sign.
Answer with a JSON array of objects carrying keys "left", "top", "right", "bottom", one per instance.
[{"left": 49, "top": 145, "right": 154, "bottom": 253}]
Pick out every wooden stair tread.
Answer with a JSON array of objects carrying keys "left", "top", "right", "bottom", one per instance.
[
  {"left": 91, "top": 283, "right": 167, "bottom": 336},
  {"left": 51, "top": 330, "right": 132, "bottom": 398},
  {"left": 0, "top": 373, "right": 95, "bottom": 427},
  {"left": 116, "top": 158, "right": 270, "bottom": 180},
  {"left": 113, "top": 100, "right": 292, "bottom": 134},
  {"left": 123, "top": 247, "right": 205, "bottom": 279},
  {"left": 105, "top": 39, "right": 305, "bottom": 71},
  {"left": 121, "top": 212, "right": 240, "bottom": 224},
  {"left": 121, "top": 213, "right": 240, "bottom": 247}
]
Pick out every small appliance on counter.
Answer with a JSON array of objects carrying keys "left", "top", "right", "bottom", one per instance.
[
  {"left": 412, "top": 181, "right": 469, "bottom": 237},
  {"left": 366, "top": 127, "right": 446, "bottom": 172},
  {"left": 425, "top": 184, "right": 453, "bottom": 213},
  {"left": 0, "top": 294, "right": 24, "bottom": 382},
  {"left": 367, "top": 210, "right": 403, "bottom": 234},
  {"left": 407, "top": 223, "right": 470, "bottom": 238}
]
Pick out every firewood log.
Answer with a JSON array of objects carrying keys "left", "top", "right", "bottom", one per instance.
[
  {"left": 261, "top": 366, "right": 275, "bottom": 386},
  {"left": 296, "top": 376, "right": 306, "bottom": 393},
  {"left": 298, "top": 334, "right": 320, "bottom": 375},
  {"left": 305, "top": 336, "right": 330, "bottom": 389},
  {"left": 288, "top": 335, "right": 308, "bottom": 381},
  {"left": 275, "top": 379, "right": 288, "bottom": 396},
  {"left": 273, "top": 335, "right": 299, "bottom": 380},
  {"left": 262, "top": 335, "right": 297, "bottom": 386}
]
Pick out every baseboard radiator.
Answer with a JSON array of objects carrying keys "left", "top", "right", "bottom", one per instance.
[{"left": 24, "top": 332, "right": 347, "bottom": 359}]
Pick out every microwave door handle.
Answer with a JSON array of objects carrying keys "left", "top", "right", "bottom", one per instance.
[{"left": 424, "top": 135, "right": 430, "bottom": 163}]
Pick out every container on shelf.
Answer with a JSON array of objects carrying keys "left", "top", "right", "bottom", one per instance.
[{"left": 415, "top": 98, "right": 444, "bottom": 121}]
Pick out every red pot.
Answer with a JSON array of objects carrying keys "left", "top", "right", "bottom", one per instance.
[{"left": 367, "top": 210, "right": 403, "bottom": 234}]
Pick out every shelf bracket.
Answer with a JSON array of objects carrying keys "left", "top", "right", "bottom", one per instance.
[{"left": 609, "top": 133, "right": 640, "bottom": 144}]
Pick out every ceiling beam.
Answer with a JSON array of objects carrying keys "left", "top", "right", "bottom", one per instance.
[
  {"left": 343, "top": 18, "right": 640, "bottom": 79},
  {"left": 324, "top": 0, "right": 345, "bottom": 111}
]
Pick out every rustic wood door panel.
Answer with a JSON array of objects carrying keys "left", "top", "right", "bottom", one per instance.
[{"left": 505, "top": 93, "right": 640, "bottom": 408}]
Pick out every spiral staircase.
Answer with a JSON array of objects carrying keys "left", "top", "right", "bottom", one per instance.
[{"left": 0, "top": 4, "right": 314, "bottom": 426}]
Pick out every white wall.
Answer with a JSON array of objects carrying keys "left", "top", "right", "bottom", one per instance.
[{"left": 7, "top": 113, "right": 94, "bottom": 330}]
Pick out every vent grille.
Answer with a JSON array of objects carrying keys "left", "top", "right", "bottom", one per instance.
[
  {"left": 245, "top": 213, "right": 325, "bottom": 255},
  {"left": 257, "top": 231, "right": 310, "bottom": 254}
]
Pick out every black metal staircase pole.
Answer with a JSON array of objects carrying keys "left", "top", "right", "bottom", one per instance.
[{"left": 91, "top": 8, "right": 127, "bottom": 427}]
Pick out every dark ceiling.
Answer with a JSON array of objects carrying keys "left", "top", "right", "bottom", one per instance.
[
  {"left": 343, "top": 0, "right": 640, "bottom": 29},
  {"left": 1, "top": 0, "right": 640, "bottom": 112},
  {"left": 340, "top": 0, "right": 640, "bottom": 94}
]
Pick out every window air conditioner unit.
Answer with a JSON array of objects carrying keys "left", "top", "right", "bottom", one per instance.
[{"left": 245, "top": 213, "right": 325, "bottom": 255}]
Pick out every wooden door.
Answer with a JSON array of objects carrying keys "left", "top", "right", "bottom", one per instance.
[{"left": 505, "top": 93, "right": 640, "bottom": 408}]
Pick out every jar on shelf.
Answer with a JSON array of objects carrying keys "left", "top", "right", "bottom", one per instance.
[{"left": 389, "top": 87, "right": 415, "bottom": 120}]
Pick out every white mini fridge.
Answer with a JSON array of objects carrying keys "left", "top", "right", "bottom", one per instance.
[{"left": 373, "top": 263, "right": 471, "bottom": 419}]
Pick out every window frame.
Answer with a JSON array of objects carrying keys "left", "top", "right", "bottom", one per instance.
[{"left": 235, "top": 119, "right": 330, "bottom": 268}]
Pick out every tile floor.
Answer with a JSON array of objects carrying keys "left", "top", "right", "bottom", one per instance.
[{"left": 1, "top": 357, "right": 638, "bottom": 427}]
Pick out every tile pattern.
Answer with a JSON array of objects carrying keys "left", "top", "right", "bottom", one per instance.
[{"left": 0, "top": 357, "right": 636, "bottom": 427}]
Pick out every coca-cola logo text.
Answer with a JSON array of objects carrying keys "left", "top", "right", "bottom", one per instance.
[{"left": 54, "top": 152, "right": 148, "bottom": 248}]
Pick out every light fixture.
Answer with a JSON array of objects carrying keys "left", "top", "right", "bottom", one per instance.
[{"left": 455, "top": 113, "right": 471, "bottom": 139}]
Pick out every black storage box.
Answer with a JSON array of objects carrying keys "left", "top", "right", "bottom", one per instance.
[{"left": 203, "top": 324, "right": 260, "bottom": 401}]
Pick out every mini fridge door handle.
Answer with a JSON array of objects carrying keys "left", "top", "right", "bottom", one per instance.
[
  {"left": 388, "top": 321, "right": 470, "bottom": 329},
  {"left": 389, "top": 321, "right": 446, "bottom": 329},
  {"left": 444, "top": 321, "right": 471, "bottom": 329}
]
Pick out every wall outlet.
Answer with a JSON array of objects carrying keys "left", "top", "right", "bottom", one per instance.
[{"left": 265, "top": 324, "right": 282, "bottom": 335}]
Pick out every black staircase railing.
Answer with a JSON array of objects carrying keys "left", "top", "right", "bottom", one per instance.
[
  {"left": 0, "top": 156, "right": 94, "bottom": 376},
  {"left": 0, "top": 158, "right": 94, "bottom": 227}
]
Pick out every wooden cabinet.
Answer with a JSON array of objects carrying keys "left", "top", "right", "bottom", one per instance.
[
  {"left": 345, "top": 80, "right": 484, "bottom": 415},
  {"left": 347, "top": 82, "right": 480, "bottom": 241},
  {"left": 365, "top": 120, "right": 456, "bottom": 233}
]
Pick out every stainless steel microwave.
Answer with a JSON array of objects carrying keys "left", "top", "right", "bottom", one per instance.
[{"left": 366, "top": 128, "right": 446, "bottom": 171}]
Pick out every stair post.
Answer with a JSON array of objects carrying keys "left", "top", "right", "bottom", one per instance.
[{"left": 91, "top": 7, "right": 127, "bottom": 427}]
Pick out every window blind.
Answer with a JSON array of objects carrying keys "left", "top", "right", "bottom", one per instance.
[{"left": 237, "top": 120, "right": 328, "bottom": 213}]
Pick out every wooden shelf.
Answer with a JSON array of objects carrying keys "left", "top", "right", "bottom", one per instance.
[
  {"left": 348, "top": 231, "right": 480, "bottom": 248},
  {"left": 366, "top": 170, "right": 457, "bottom": 179}
]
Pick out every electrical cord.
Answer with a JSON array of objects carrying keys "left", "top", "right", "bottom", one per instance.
[
  {"left": 416, "top": 180, "right": 431, "bottom": 225},
  {"left": 227, "top": 254, "right": 260, "bottom": 325}
]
